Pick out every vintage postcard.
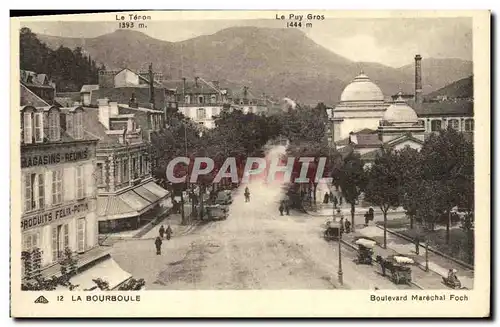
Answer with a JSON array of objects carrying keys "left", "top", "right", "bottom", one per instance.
[{"left": 10, "top": 10, "right": 490, "bottom": 318}]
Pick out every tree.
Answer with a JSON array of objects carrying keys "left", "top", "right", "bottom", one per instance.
[
  {"left": 394, "top": 146, "right": 422, "bottom": 229},
  {"left": 364, "top": 147, "right": 401, "bottom": 248},
  {"left": 419, "top": 127, "right": 474, "bottom": 244},
  {"left": 338, "top": 151, "right": 366, "bottom": 232}
]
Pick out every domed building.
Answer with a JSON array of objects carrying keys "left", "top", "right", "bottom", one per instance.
[
  {"left": 377, "top": 93, "right": 426, "bottom": 144},
  {"left": 331, "top": 72, "right": 389, "bottom": 141}
]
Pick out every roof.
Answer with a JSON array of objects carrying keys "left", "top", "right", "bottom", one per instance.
[
  {"left": 81, "top": 107, "right": 121, "bottom": 147},
  {"left": 81, "top": 84, "right": 99, "bottom": 93},
  {"left": 340, "top": 73, "right": 384, "bottom": 102},
  {"left": 386, "top": 133, "right": 424, "bottom": 147},
  {"left": 162, "top": 80, "right": 223, "bottom": 95},
  {"left": 20, "top": 70, "right": 54, "bottom": 89},
  {"left": 360, "top": 148, "right": 382, "bottom": 161},
  {"left": 118, "top": 103, "right": 163, "bottom": 113},
  {"left": 409, "top": 100, "right": 474, "bottom": 116},
  {"left": 384, "top": 95, "right": 419, "bottom": 122},
  {"left": 20, "top": 84, "right": 49, "bottom": 107},
  {"left": 355, "top": 133, "right": 382, "bottom": 146}
]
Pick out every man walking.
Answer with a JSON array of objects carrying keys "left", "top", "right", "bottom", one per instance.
[
  {"left": 155, "top": 236, "right": 163, "bottom": 255},
  {"left": 159, "top": 225, "right": 165, "bottom": 239},
  {"left": 166, "top": 225, "right": 172, "bottom": 241},
  {"left": 279, "top": 201, "right": 284, "bottom": 216}
]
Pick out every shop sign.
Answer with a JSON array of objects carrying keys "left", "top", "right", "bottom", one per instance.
[
  {"left": 21, "top": 148, "right": 90, "bottom": 168},
  {"left": 21, "top": 200, "right": 89, "bottom": 231}
]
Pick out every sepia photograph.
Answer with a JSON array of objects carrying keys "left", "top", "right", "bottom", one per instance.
[{"left": 10, "top": 10, "right": 490, "bottom": 317}]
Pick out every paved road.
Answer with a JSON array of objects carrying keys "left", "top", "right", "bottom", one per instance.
[{"left": 111, "top": 146, "right": 417, "bottom": 290}]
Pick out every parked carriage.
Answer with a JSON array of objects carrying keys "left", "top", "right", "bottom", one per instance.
[
  {"left": 323, "top": 220, "right": 342, "bottom": 241},
  {"left": 376, "top": 255, "right": 414, "bottom": 285},
  {"left": 354, "top": 238, "right": 376, "bottom": 265}
]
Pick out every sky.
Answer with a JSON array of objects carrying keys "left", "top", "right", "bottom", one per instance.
[{"left": 23, "top": 17, "right": 472, "bottom": 68}]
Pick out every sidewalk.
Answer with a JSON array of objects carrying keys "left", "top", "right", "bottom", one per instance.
[{"left": 352, "top": 225, "right": 474, "bottom": 289}]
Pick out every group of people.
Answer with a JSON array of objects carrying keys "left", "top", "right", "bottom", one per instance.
[
  {"left": 323, "top": 191, "right": 343, "bottom": 208},
  {"left": 154, "top": 224, "right": 172, "bottom": 255}
]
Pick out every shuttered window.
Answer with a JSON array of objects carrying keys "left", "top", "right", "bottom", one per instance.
[
  {"left": 49, "top": 111, "right": 60, "bottom": 141},
  {"left": 76, "top": 166, "right": 85, "bottom": 199},
  {"left": 77, "top": 218, "right": 86, "bottom": 253},
  {"left": 52, "top": 169, "right": 63, "bottom": 205},
  {"left": 74, "top": 111, "right": 83, "bottom": 139},
  {"left": 23, "top": 112, "right": 32, "bottom": 144},
  {"left": 34, "top": 112, "right": 44, "bottom": 142}
]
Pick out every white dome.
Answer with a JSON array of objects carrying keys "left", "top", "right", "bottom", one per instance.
[
  {"left": 340, "top": 73, "right": 384, "bottom": 102},
  {"left": 384, "top": 94, "right": 418, "bottom": 122}
]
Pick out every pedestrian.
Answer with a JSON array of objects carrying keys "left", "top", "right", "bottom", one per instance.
[
  {"left": 333, "top": 196, "right": 338, "bottom": 209},
  {"left": 285, "top": 203, "right": 290, "bottom": 215},
  {"left": 279, "top": 202, "right": 284, "bottom": 216},
  {"left": 155, "top": 236, "right": 162, "bottom": 255},
  {"left": 415, "top": 235, "right": 420, "bottom": 255},
  {"left": 166, "top": 225, "right": 172, "bottom": 241},
  {"left": 339, "top": 196, "right": 343, "bottom": 206},
  {"left": 159, "top": 225, "right": 165, "bottom": 239},
  {"left": 329, "top": 191, "right": 334, "bottom": 203},
  {"left": 323, "top": 192, "right": 329, "bottom": 204},
  {"left": 345, "top": 219, "right": 351, "bottom": 234}
]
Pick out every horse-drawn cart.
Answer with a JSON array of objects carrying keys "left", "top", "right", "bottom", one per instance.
[
  {"left": 323, "top": 220, "right": 342, "bottom": 241},
  {"left": 376, "top": 255, "right": 414, "bottom": 285},
  {"left": 354, "top": 238, "right": 376, "bottom": 265}
]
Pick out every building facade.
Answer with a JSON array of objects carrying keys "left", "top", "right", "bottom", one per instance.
[
  {"left": 85, "top": 99, "right": 169, "bottom": 234},
  {"left": 20, "top": 105, "right": 99, "bottom": 268}
]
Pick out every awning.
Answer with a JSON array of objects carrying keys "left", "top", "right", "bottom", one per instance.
[
  {"left": 119, "top": 190, "right": 151, "bottom": 212},
  {"left": 56, "top": 257, "right": 132, "bottom": 290},
  {"left": 97, "top": 196, "right": 138, "bottom": 221},
  {"left": 133, "top": 185, "right": 161, "bottom": 203},
  {"left": 142, "top": 182, "right": 169, "bottom": 199}
]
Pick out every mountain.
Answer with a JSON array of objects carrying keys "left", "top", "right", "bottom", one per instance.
[
  {"left": 35, "top": 27, "right": 473, "bottom": 105},
  {"left": 426, "top": 76, "right": 473, "bottom": 99}
]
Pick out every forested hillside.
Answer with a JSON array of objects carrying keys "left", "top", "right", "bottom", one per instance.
[{"left": 20, "top": 27, "right": 104, "bottom": 92}]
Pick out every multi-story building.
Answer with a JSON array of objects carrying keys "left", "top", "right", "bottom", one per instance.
[
  {"left": 19, "top": 77, "right": 133, "bottom": 289},
  {"left": 20, "top": 104, "right": 99, "bottom": 267},
  {"left": 230, "top": 86, "right": 269, "bottom": 116},
  {"left": 84, "top": 98, "right": 169, "bottom": 234},
  {"left": 165, "top": 77, "right": 231, "bottom": 129},
  {"left": 80, "top": 64, "right": 178, "bottom": 124}
]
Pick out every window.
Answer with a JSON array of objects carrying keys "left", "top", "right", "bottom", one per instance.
[
  {"left": 76, "top": 166, "right": 85, "bottom": 199},
  {"left": 114, "top": 160, "right": 121, "bottom": 184},
  {"left": 465, "top": 119, "right": 474, "bottom": 131},
  {"left": 23, "top": 112, "right": 32, "bottom": 144},
  {"left": 23, "top": 232, "right": 39, "bottom": 252},
  {"left": 132, "top": 158, "right": 137, "bottom": 179},
  {"left": 123, "top": 159, "right": 129, "bottom": 182},
  {"left": 24, "top": 173, "right": 45, "bottom": 212},
  {"left": 448, "top": 119, "right": 460, "bottom": 131},
  {"left": 198, "top": 95, "right": 204, "bottom": 104},
  {"left": 431, "top": 120, "right": 442, "bottom": 132},
  {"left": 139, "top": 155, "right": 143, "bottom": 175},
  {"left": 74, "top": 111, "right": 83, "bottom": 139},
  {"left": 199, "top": 122, "right": 204, "bottom": 126},
  {"left": 210, "top": 95, "right": 217, "bottom": 104},
  {"left": 52, "top": 169, "right": 63, "bottom": 205},
  {"left": 96, "top": 163, "right": 104, "bottom": 185},
  {"left": 77, "top": 218, "right": 86, "bottom": 253},
  {"left": 197, "top": 108, "right": 206, "bottom": 119},
  {"left": 66, "top": 113, "right": 74, "bottom": 137},
  {"left": 49, "top": 111, "right": 60, "bottom": 141},
  {"left": 184, "top": 95, "right": 190, "bottom": 104},
  {"left": 34, "top": 112, "right": 44, "bottom": 143},
  {"left": 52, "top": 224, "right": 69, "bottom": 262},
  {"left": 418, "top": 119, "right": 425, "bottom": 127}
]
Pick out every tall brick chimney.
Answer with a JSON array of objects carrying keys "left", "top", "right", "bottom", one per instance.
[
  {"left": 149, "top": 63, "right": 155, "bottom": 109},
  {"left": 414, "top": 54, "right": 423, "bottom": 105}
]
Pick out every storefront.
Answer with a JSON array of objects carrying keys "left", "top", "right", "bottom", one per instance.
[
  {"left": 20, "top": 140, "right": 99, "bottom": 267},
  {"left": 97, "top": 180, "right": 169, "bottom": 233}
]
